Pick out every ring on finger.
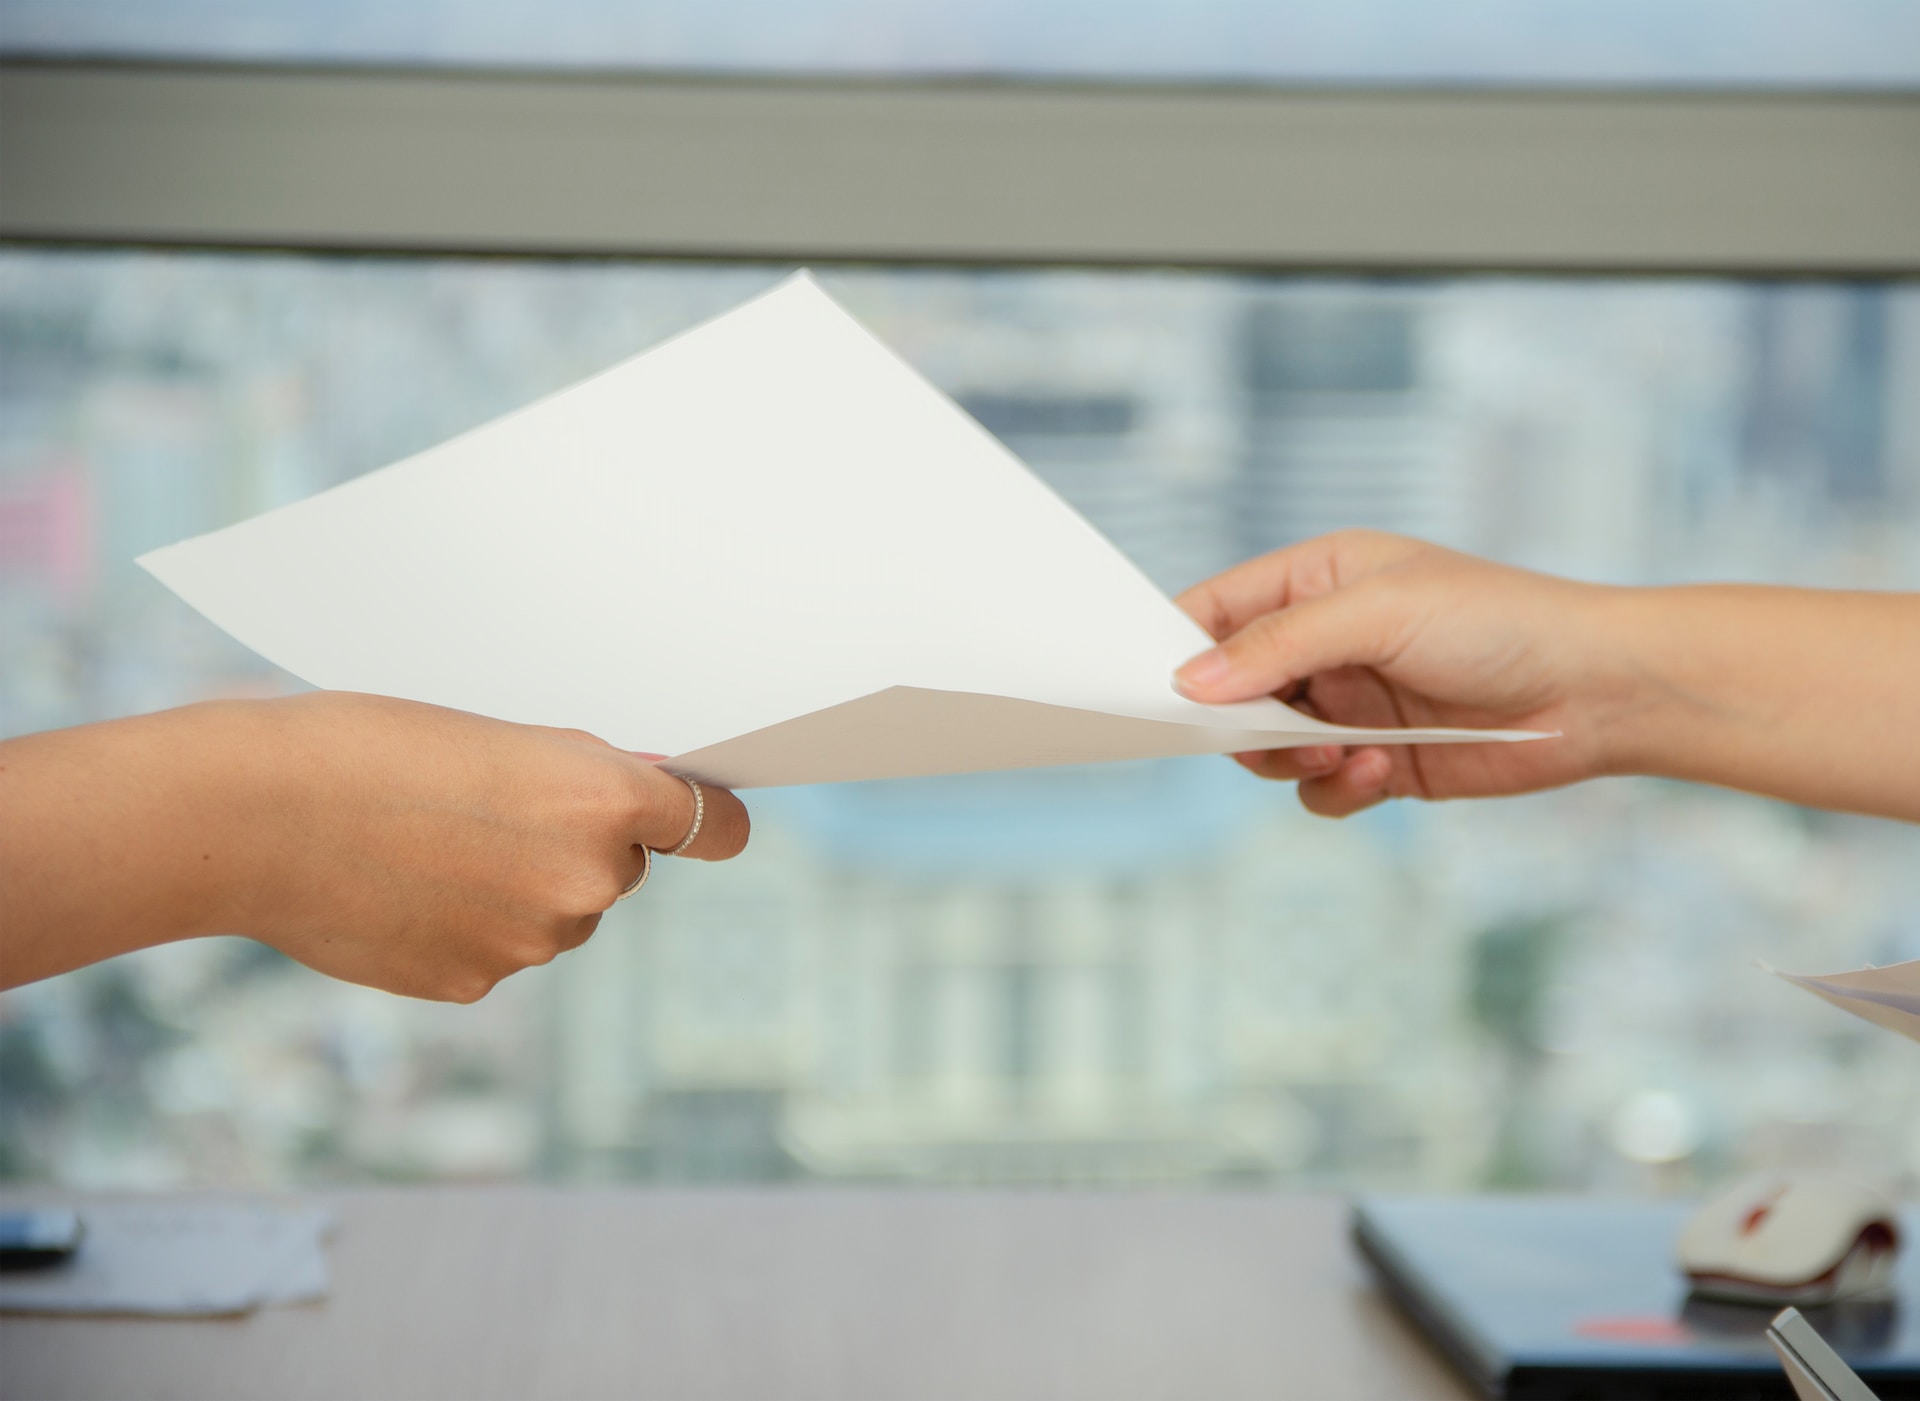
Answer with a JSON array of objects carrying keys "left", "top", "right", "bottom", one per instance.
[
  {"left": 662, "top": 777, "right": 704, "bottom": 857},
  {"left": 615, "top": 844, "right": 652, "bottom": 901}
]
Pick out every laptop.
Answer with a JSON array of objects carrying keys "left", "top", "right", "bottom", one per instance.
[{"left": 1353, "top": 1196, "right": 1920, "bottom": 1400}]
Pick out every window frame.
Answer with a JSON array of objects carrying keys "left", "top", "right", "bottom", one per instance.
[{"left": 2, "top": 58, "right": 1917, "bottom": 275}]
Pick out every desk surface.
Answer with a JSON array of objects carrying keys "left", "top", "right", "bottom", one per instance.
[{"left": 0, "top": 1189, "right": 1472, "bottom": 1401}]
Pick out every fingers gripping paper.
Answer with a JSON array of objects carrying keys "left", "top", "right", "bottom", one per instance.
[{"left": 142, "top": 273, "right": 1535, "bottom": 788}]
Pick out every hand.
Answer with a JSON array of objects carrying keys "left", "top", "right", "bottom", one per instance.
[
  {"left": 1173, "top": 530, "right": 1628, "bottom": 818},
  {"left": 0, "top": 693, "right": 749, "bottom": 1000},
  {"left": 218, "top": 693, "right": 750, "bottom": 1001}
]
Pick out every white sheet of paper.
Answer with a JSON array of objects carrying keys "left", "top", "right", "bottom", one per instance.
[
  {"left": 142, "top": 272, "right": 1540, "bottom": 788},
  {"left": 1770, "top": 960, "right": 1920, "bottom": 1043}
]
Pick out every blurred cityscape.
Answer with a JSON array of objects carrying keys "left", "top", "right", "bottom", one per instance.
[{"left": 2, "top": 252, "right": 1918, "bottom": 1195}]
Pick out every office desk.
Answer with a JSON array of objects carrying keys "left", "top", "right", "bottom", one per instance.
[{"left": 0, "top": 1190, "right": 1471, "bottom": 1400}]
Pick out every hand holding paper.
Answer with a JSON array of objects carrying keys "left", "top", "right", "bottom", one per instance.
[
  {"left": 1174, "top": 531, "right": 1606, "bottom": 816},
  {"left": 0, "top": 693, "right": 746, "bottom": 1000},
  {"left": 140, "top": 273, "right": 1533, "bottom": 788},
  {"left": 1174, "top": 522, "right": 1920, "bottom": 822}
]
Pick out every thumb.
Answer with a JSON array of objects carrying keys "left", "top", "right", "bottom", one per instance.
[{"left": 1174, "top": 580, "right": 1409, "bottom": 704}]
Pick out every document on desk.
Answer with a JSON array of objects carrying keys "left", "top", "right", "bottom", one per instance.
[
  {"left": 141, "top": 272, "right": 1540, "bottom": 789},
  {"left": 1771, "top": 960, "right": 1920, "bottom": 1043},
  {"left": 0, "top": 1203, "right": 333, "bottom": 1316}
]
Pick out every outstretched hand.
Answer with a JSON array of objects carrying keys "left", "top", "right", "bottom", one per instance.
[
  {"left": 231, "top": 693, "right": 750, "bottom": 1001},
  {"left": 0, "top": 693, "right": 750, "bottom": 1000},
  {"left": 1173, "top": 530, "right": 1629, "bottom": 818}
]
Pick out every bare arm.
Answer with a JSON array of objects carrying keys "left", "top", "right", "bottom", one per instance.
[
  {"left": 1172, "top": 530, "right": 1920, "bottom": 822},
  {"left": 0, "top": 693, "right": 749, "bottom": 998},
  {"left": 1597, "top": 584, "right": 1920, "bottom": 818}
]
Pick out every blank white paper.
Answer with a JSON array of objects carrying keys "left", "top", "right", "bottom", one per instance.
[{"left": 142, "top": 272, "right": 1538, "bottom": 788}]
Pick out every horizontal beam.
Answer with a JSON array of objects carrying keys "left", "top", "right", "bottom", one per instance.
[{"left": 3, "top": 61, "right": 1918, "bottom": 275}]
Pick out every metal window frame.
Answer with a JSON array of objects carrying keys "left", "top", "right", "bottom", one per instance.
[{"left": 2, "top": 59, "right": 1918, "bottom": 275}]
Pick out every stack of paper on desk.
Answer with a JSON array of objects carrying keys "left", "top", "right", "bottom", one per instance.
[
  {"left": 142, "top": 272, "right": 1535, "bottom": 789},
  {"left": 1772, "top": 960, "right": 1920, "bottom": 1043}
]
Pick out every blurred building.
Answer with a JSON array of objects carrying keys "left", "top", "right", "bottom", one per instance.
[{"left": 2, "top": 254, "right": 1918, "bottom": 1195}]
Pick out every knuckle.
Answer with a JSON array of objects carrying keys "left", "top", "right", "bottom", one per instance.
[
  {"left": 445, "top": 972, "right": 496, "bottom": 1005},
  {"left": 514, "top": 930, "right": 566, "bottom": 968},
  {"left": 556, "top": 866, "right": 621, "bottom": 919},
  {"left": 563, "top": 912, "right": 603, "bottom": 952},
  {"left": 584, "top": 757, "right": 641, "bottom": 815}
]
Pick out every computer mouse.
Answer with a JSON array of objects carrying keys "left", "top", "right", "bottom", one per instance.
[{"left": 1677, "top": 1174, "right": 1901, "bottom": 1306}]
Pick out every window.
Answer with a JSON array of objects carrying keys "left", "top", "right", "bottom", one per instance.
[
  {"left": 4, "top": 249, "right": 1916, "bottom": 1189},
  {"left": 5, "top": 0, "right": 1918, "bottom": 86}
]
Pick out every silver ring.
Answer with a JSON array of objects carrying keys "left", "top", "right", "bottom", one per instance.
[
  {"left": 615, "top": 844, "right": 652, "bottom": 901},
  {"left": 664, "top": 777, "right": 704, "bottom": 857}
]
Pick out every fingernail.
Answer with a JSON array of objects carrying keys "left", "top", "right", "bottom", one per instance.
[
  {"left": 1298, "top": 745, "right": 1339, "bottom": 772},
  {"left": 1175, "top": 648, "right": 1231, "bottom": 695}
]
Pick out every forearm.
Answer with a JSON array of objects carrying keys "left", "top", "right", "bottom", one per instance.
[
  {"left": 0, "top": 703, "right": 273, "bottom": 987},
  {"left": 1594, "top": 585, "right": 1920, "bottom": 820}
]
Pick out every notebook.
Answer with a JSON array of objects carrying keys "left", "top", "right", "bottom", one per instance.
[{"left": 1353, "top": 1196, "right": 1920, "bottom": 1400}]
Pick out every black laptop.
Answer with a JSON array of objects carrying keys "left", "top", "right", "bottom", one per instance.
[{"left": 1353, "top": 1196, "right": 1920, "bottom": 1401}]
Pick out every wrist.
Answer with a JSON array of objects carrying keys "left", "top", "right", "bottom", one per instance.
[{"left": 1580, "top": 585, "right": 1740, "bottom": 784}]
